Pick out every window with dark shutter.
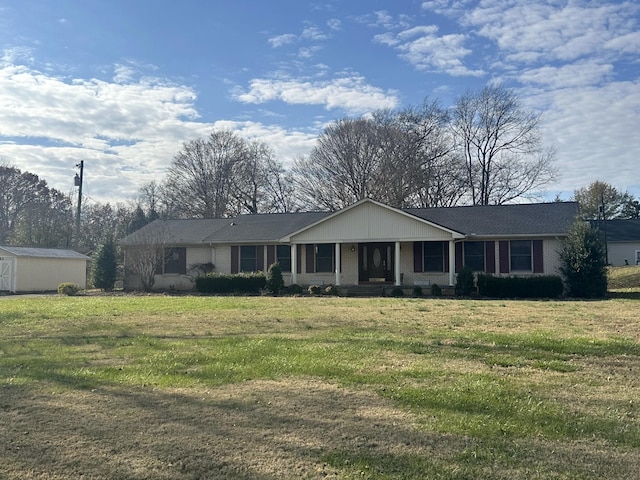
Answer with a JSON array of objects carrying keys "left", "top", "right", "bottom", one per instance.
[
  {"left": 463, "top": 241, "right": 485, "bottom": 271},
  {"left": 424, "top": 241, "right": 446, "bottom": 272},
  {"left": 276, "top": 245, "right": 291, "bottom": 272},
  {"left": 315, "top": 244, "right": 334, "bottom": 272},
  {"left": 240, "top": 245, "right": 257, "bottom": 272},
  {"left": 510, "top": 240, "right": 532, "bottom": 272},
  {"left": 163, "top": 247, "right": 187, "bottom": 274}
]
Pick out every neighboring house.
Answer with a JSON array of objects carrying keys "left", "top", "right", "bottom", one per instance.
[
  {"left": 119, "top": 199, "right": 579, "bottom": 291},
  {"left": 591, "top": 219, "right": 640, "bottom": 266},
  {"left": 0, "top": 246, "right": 89, "bottom": 293}
]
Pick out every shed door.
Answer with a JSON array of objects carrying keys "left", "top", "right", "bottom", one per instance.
[{"left": 0, "top": 258, "right": 13, "bottom": 291}]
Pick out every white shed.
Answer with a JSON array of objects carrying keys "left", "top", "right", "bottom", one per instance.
[{"left": 0, "top": 246, "right": 89, "bottom": 293}]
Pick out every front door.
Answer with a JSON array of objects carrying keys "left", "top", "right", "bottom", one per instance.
[
  {"left": 0, "top": 259, "right": 13, "bottom": 291},
  {"left": 358, "top": 243, "right": 393, "bottom": 283}
]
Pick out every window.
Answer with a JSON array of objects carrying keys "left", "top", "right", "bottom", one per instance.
[
  {"left": 464, "top": 241, "right": 485, "bottom": 271},
  {"left": 315, "top": 243, "right": 334, "bottom": 273},
  {"left": 240, "top": 245, "right": 258, "bottom": 272},
  {"left": 276, "top": 245, "right": 291, "bottom": 272},
  {"left": 510, "top": 240, "right": 532, "bottom": 271},
  {"left": 163, "top": 247, "right": 186, "bottom": 274},
  {"left": 423, "top": 241, "right": 446, "bottom": 272}
]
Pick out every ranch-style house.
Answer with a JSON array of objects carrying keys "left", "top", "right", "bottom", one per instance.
[{"left": 119, "top": 198, "right": 579, "bottom": 292}]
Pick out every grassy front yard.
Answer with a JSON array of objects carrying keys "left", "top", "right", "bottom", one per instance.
[{"left": 1, "top": 295, "right": 639, "bottom": 479}]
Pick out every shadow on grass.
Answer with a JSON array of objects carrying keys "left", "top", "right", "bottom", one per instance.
[{"left": 2, "top": 376, "right": 640, "bottom": 480}]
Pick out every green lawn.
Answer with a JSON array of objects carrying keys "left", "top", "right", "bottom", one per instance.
[{"left": 1, "top": 295, "right": 639, "bottom": 479}]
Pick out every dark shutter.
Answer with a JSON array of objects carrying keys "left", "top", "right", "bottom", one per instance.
[
  {"left": 533, "top": 240, "right": 544, "bottom": 273},
  {"left": 267, "top": 245, "right": 275, "bottom": 268},
  {"left": 444, "top": 242, "right": 450, "bottom": 273},
  {"left": 256, "top": 245, "right": 264, "bottom": 272},
  {"left": 499, "top": 241, "right": 510, "bottom": 273},
  {"left": 485, "top": 241, "right": 495, "bottom": 273},
  {"left": 455, "top": 242, "right": 463, "bottom": 273},
  {"left": 413, "top": 242, "right": 423, "bottom": 273},
  {"left": 305, "top": 244, "right": 315, "bottom": 273},
  {"left": 231, "top": 246, "right": 239, "bottom": 274},
  {"left": 296, "top": 245, "right": 302, "bottom": 274}
]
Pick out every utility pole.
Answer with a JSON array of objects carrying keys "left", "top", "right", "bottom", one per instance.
[{"left": 74, "top": 161, "right": 84, "bottom": 247}]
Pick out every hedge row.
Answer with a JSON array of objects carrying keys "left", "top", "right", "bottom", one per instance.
[
  {"left": 195, "top": 272, "right": 266, "bottom": 294},
  {"left": 477, "top": 274, "right": 564, "bottom": 299}
]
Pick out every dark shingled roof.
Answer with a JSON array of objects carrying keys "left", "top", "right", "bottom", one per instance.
[
  {"left": 119, "top": 201, "right": 579, "bottom": 245},
  {"left": 0, "top": 246, "right": 89, "bottom": 259},
  {"left": 591, "top": 219, "right": 640, "bottom": 242},
  {"left": 404, "top": 202, "right": 579, "bottom": 236}
]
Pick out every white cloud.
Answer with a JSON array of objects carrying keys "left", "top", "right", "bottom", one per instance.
[
  {"left": 0, "top": 62, "right": 325, "bottom": 202},
  {"left": 0, "top": 63, "right": 209, "bottom": 201},
  {"left": 519, "top": 61, "right": 614, "bottom": 89},
  {"left": 301, "top": 26, "right": 328, "bottom": 41},
  {"left": 464, "top": 1, "right": 640, "bottom": 64},
  {"left": 375, "top": 26, "right": 484, "bottom": 77},
  {"left": 535, "top": 80, "right": 640, "bottom": 195},
  {"left": 268, "top": 33, "right": 297, "bottom": 48},
  {"left": 233, "top": 75, "right": 399, "bottom": 114},
  {"left": 327, "top": 18, "right": 341, "bottom": 31}
]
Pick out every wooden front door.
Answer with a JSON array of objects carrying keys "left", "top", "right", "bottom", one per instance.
[{"left": 358, "top": 243, "right": 393, "bottom": 283}]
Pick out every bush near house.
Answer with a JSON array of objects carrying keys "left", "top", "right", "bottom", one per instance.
[
  {"left": 195, "top": 273, "right": 266, "bottom": 294},
  {"left": 456, "top": 266, "right": 475, "bottom": 296},
  {"left": 477, "top": 274, "right": 564, "bottom": 299},
  {"left": 265, "top": 262, "right": 284, "bottom": 295},
  {"left": 58, "top": 282, "right": 80, "bottom": 296}
]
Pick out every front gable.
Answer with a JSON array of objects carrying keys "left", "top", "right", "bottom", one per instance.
[{"left": 285, "top": 199, "right": 463, "bottom": 244}]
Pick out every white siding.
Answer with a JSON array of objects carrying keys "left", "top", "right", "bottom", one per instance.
[
  {"left": 544, "top": 238, "right": 563, "bottom": 275},
  {"left": 608, "top": 242, "right": 640, "bottom": 266},
  {"left": 291, "top": 201, "right": 455, "bottom": 243},
  {"left": 15, "top": 257, "right": 87, "bottom": 292}
]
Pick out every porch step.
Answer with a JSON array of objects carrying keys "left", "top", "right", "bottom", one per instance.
[
  {"left": 338, "top": 285, "right": 388, "bottom": 297},
  {"left": 337, "top": 284, "right": 456, "bottom": 297}
]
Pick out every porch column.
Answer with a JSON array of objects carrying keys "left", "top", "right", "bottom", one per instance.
[
  {"left": 449, "top": 240, "right": 456, "bottom": 286},
  {"left": 291, "top": 244, "right": 297, "bottom": 285},
  {"left": 335, "top": 242, "right": 341, "bottom": 286},
  {"left": 394, "top": 241, "right": 401, "bottom": 286}
]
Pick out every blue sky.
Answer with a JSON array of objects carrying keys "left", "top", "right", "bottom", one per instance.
[{"left": 1, "top": 0, "right": 639, "bottom": 205}]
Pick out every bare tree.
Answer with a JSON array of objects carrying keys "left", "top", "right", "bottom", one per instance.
[
  {"left": 293, "top": 117, "right": 389, "bottom": 210},
  {"left": 162, "top": 131, "right": 247, "bottom": 218},
  {"left": 122, "top": 221, "right": 167, "bottom": 291},
  {"left": 451, "top": 85, "right": 556, "bottom": 205},
  {"left": 162, "top": 130, "right": 290, "bottom": 218},
  {"left": 292, "top": 101, "right": 460, "bottom": 210}
]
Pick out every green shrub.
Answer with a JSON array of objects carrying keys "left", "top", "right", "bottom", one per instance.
[
  {"left": 456, "top": 266, "right": 475, "bottom": 296},
  {"left": 195, "top": 273, "right": 266, "bottom": 294},
  {"left": 58, "top": 282, "right": 80, "bottom": 296},
  {"left": 477, "top": 274, "right": 564, "bottom": 299},
  {"left": 412, "top": 286, "right": 423, "bottom": 297},
  {"left": 430, "top": 283, "right": 442, "bottom": 296},
  {"left": 308, "top": 285, "right": 323, "bottom": 295},
  {"left": 265, "top": 262, "right": 284, "bottom": 295},
  {"left": 389, "top": 286, "right": 404, "bottom": 297},
  {"left": 288, "top": 284, "right": 304, "bottom": 295}
]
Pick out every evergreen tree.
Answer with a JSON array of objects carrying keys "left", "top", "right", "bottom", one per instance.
[
  {"left": 265, "top": 262, "right": 284, "bottom": 295},
  {"left": 92, "top": 238, "right": 118, "bottom": 291},
  {"left": 560, "top": 221, "right": 607, "bottom": 298}
]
